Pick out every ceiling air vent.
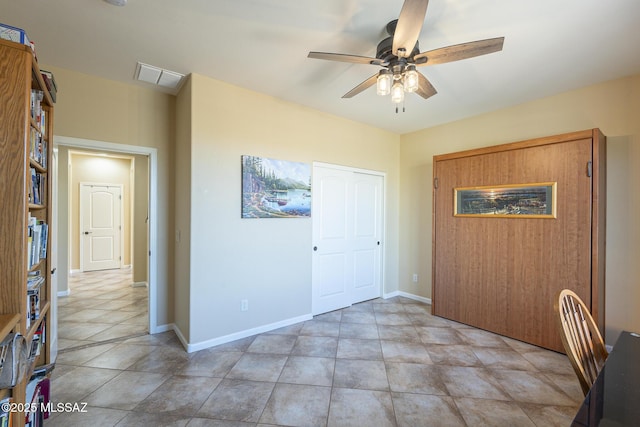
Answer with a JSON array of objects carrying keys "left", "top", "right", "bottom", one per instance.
[{"left": 134, "top": 62, "right": 185, "bottom": 91}]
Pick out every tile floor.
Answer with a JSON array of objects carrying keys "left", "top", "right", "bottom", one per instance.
[
  {"left": 50, "top": 273, "right": 584, "bottom": 426},
  {"left": 57, "top": 268, "right": 148, "bottom": 351}
]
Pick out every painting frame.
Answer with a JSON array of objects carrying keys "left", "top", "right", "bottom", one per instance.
[
  {"left": 241, "top": 155, "right": 311, "bottom": 219},
  {"left": 454, "top": 182, "right": 557, "bottom": 218}
]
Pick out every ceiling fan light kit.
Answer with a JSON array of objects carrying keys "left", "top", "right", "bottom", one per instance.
[
  {"left": 308, "top": 0, "right": 505, "bottom": 111},
  {"left": 403, "top": 65, "right": 419, "bottom": 93},
  {"left": 391, "top": 81, "right": 405, "bottom": 104},
  {"left": 376, "top": 70, "right": 392, "bottom": 96}
]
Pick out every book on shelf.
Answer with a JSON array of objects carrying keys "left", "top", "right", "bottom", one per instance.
[
  {"left": 28, "top": 324, "right": 44, "bottom": 360},
  {"left": 27, "top": 215, "right": 48, "bottom": 270},
  {"left": 0, "top": 341, "right": 8, "bottom": 370},
  {"left": 39, "top": 222, "right": 48, "bottom": 259},
  {"left": 27, "top": 234, "right": 33, "bottom": 270},
  {"left": 0, "top": 397, "right": 13, "bottom": 427},
  {"left": 24, "top": 377, "right": 48, "bottom": 427},
  {"left": 0, "top": 333, "right": 28, "bottom": 389},
  {"left": 28, "top": 288, "right": 40, "bottom": 325},
  {"left": 0, "top": 22, "right": 30, "bottom": 45},
  {"left": 29, "top": 168, "right": 46, "bottom": 206},
  {"left": 29, "top": 127, "right": 47, "bottom": 168},
  {"left": 29, "top": 167, "right": 36, "bottom": 204},
  {"left": 30, "top": 89, "right": 43, "bottom": 122},
  {"left": 29, "top": 88, "right": 48, "bottom": 135},
  {"left": 40, "top": 69, "right": 57, "bottom": 103},
  {"left": 27, "top": 275, "right": 44, "bottom": 290},
  {"left": 40, "top": 70, "right": 57, "bottom": 91},
  {"left": 27, "top": 278, "right": 44, "bottom": 327},
  {"left": 40, "top": 109, "right": 47, "bottom": 135},
  {"left": 30, "top": 221, "right": 41, "bottom": 267}
]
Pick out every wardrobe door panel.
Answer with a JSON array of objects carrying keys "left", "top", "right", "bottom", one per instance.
[{"left": 433, "top": 136, "right": 594, "bottom": 351}]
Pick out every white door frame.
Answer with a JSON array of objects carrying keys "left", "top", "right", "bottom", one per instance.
[
  {"left": 54, "top": 136, "right": 160, "bottom": 334},
  {"left": 50, "top": 148, "right": 59, "bottom": 361},
  {"left": 79, "top": 182, "right": 124, "bottom": 272},
  {"left": 312, "top": 162, "right": 386, "bottom": 312}
]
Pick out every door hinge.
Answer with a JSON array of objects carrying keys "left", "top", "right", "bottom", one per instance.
[
  {"left": 586, "top": 161, "right": 592, "bottom": 177},
  {"left": 434, "top": 177, "right": 439, "bottom": 189},
  {"left": 119, "top": 256, "right": 122, "bottom": 261},
  {"left": 149, "top": 250, "right": 151, "bottom": 257},
  {"left": 119, "top": 194, "right": 122, "bottom": 200}
]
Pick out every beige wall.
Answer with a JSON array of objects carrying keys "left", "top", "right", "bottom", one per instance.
[
  {"left": 399, "top": 73, "right": 640, "bottom": 344},
  {"left": 69, "top": 153, "right": 132, "bottom": 270},
  {"left": 48, "top": 65, "right": 175, "bottom": 327},
  {"left": 180, "top": 73, "right": 400, "bottom": 346}
]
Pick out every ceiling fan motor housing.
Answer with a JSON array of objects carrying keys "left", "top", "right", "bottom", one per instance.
[
  {"left": 377, "top": 36, "right": 420, "bottom": 66},
  {"left": 377, "top": 19, "right": 421, "bottom": 65}
]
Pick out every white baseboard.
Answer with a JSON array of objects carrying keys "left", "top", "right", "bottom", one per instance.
[
  {"left": 153, "top": 323, "right": 175, "bottom": 334},
  {"left": 383, "top": 290, "right": 432, "bottom": 305},
  {"left": 131, "top": 281, "right": 147, "bottom": 288},
  {"left": 57, "top": 289, "right": 71, "bottom": 297},
  {"left": 168, "top": 291, "right": 432, "bottom": 354},
  {"left": 181, "top": 313, "right": 313, "bottom": 353},
  {"left": 383, "top": 290, "right": 400, "bottom": 299},
  {"left": 70, "top": 267, "right": 133, "bottom": 274},
  {"left": 398, "top": 291, "right": 432, "bottom": 305}
]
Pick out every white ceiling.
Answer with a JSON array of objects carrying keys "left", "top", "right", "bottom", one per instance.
[{"left": 3, "top": 0, "right": 640, "bottom": 134}]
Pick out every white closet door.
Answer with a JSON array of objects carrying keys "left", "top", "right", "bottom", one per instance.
[
  {"left": 312, "top": 164, "right": 383, "bottom": 315},
  {"left": 351, "top": 172, "right": 383, "bottom": 304}
]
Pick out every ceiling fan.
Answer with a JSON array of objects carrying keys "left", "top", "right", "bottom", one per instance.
[{"left": 308, "top": 0, "right": 504, "bottom": 109}]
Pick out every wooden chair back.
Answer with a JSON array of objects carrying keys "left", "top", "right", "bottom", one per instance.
[{"left": 555, "top": 289, "right": 608, "bottom": 396}]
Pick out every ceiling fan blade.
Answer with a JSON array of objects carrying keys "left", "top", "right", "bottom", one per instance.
[
  {"left": 393, "top": 0, "right": 430, "bottom": 57},
  {"left": 308, "top": 52, "right": 384, "bottom": 66},
  {"left": 414, "top": 37, "right": 504, "bottom": 66},
  {"left": 342, "top": 74, "right": 378, "bottom": 98},
  {"left": 416, "top": 72, "right": 437, "bottom": 99}
]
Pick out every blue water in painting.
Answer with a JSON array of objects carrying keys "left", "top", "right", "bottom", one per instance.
[{"left": 263, "top": 189, "right": 311, "bottom": 215}]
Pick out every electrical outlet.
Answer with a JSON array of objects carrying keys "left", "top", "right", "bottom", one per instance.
[
  {"left": 412, "top": 274, "right": 418, "bottom": 283},
  {"left": 241, "top": 299, "right": 249, "bottom": 311}
]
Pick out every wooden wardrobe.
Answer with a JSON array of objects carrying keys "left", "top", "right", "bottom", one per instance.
[{"left": 432, "top": 129, "right": 606, "bottom": 352}]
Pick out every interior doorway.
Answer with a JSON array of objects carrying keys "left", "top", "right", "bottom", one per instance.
[
  {"left": 63, "top": 149, "right": 148, "bottom": 349},
  {"left": 52, "top": 136, "right": 158, "bottom": 355}
]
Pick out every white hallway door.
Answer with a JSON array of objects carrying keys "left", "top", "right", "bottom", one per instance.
[
  {"left": 312, "top": 164, "right": 384, "bottom": 315},
  {"left": 80, "top": 183, "right": 122, "bottom": 272}
]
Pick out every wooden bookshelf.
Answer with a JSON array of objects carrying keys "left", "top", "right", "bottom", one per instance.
[
  {"left": 0, "top": 38, "right": 54, "bottom": 426},
  {"left": 0, "top": 314, "right": 21, "bottom": 343}
]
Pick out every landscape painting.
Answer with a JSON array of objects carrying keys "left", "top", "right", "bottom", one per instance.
[
  {"left": 242, "top": 155, "right": 311, "bottom": 218},
  {"left": 454, "top": 182, "right": 556, "bottom": 218}
]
